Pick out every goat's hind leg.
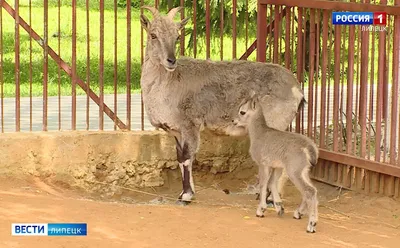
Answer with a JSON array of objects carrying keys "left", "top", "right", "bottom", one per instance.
[
  {"left": 287, "top": 166, "right": 318, "bottom": 233},
  {"left": 268, "top": 168, "right": 284, "bottom": 216}
]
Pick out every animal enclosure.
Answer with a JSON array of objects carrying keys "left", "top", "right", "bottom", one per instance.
[{"left": 0, "top": 0, "right": 399, "bottom": 197}]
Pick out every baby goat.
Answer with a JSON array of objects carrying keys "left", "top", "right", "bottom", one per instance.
[{"left": 234, "top": 93, "right": 319, "bottom": 233}]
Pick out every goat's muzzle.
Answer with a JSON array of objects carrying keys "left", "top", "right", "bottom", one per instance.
[{"left": 164, "top": 56, "right": 177, "bottom": 71}]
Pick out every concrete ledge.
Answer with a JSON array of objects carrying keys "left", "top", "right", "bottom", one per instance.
[{"left": 0, "top": 130, "right": 254, "bottom": 192}]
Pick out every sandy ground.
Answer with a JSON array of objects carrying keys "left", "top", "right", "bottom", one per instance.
[{"left": 0, "top": 176, "right": 399, "bottom": 248}]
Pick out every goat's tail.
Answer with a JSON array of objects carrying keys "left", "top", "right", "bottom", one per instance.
[{"left": 297, "top": 97, "right": 307, "bottom": 113}]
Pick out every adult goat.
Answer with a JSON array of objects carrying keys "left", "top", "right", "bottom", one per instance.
[{"left": 140, "top": 6, "right": 305, "bottom": 203}]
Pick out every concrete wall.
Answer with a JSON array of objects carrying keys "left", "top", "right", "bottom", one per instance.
[{"left": 0, "top": 130, "right": 254, "bottom": 192}]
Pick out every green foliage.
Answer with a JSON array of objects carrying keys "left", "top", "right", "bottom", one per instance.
[{"left": 120, "top": 0, "right": 259, "bottom": 52}]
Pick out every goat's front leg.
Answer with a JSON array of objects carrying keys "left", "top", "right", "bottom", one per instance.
[
  {"left": 256, "top": 166, "right": 273, "bottom": 217},
  {"left": 174, "top": 126, "right": 200, "bottom": 204}
]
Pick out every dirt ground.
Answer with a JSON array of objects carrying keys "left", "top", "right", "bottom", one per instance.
[{"left": 0, "top": 175, "right": 399, "bottom": 248}]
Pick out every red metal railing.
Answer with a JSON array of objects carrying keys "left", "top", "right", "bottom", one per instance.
[
  {"left": 258, "top": 0, "right": 400, "bottom": 195},
  {"left": 0, "top": 0, "right": 257, "bottom": 133}
]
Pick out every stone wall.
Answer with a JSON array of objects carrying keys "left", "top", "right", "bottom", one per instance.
[{"left": 0, "top": 130, "right": 255, "bottom": 192}]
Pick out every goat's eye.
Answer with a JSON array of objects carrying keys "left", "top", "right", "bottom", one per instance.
[
  {"left": 151, "top": 33, "right": 157, "bottom": 39},
  {"left": 240, "top": 111, "right": 246, "bottom": 115}
]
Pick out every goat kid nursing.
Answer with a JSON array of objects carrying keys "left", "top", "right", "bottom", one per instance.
[
  {"left": 234, "top": 93, "right": 319, "bottom": 233},
  {"left": 140, "top": 6, "right": 305, "bottom": 204}
]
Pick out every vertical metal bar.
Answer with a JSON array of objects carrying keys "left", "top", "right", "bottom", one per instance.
[
  {"left": 359, "top": 2, "right": 370, "bottom": 158},
  {"left": 193, "top": 0, "right": 197, "bottom": 58},
  {"left": 384, "top": 14, "right": 394, "bottom": 196},
  {"left": 338, "top": 25, "right": 347, "bottom": 184},
  {"left": 99, "top": 0, "right": 105, "bottom": 130},
  {"left": 140, "top": 0, "right": 144, "bottom": 65},
  {"left": 320, "top": 10, "right": 328, "bottom": 148},
  {"left": 126, "top": 0, "right": 131, "bottom": 130},
  {"left": 344, "top": 8, "right": 355, "bottom": 188},
  {"left": 245, "top": 0, "right": 249, "bottom": 60},
  {"left": 72, "top": 0, "right": 77, "bottom": 130},
  {"left": 29, "top": 0, "right": 33, "bottom": 131},
  {"left": 383, "top": 12, "right": 390, "bottom": 163},
  {"left": 354, "top": 26, "right": 364, "bottom": 191},
  {"left": 220, "top": 0, "right": 224, "bottom": 60},
  {"left": 300, "top": 10, "right": 308, "bottom": 134},
  {"left": 376, "top": 16, "right": 386, "bottom": 163},
  {"left": 353, "top": 26, "right": 360, "bottom": 155},
  {"left": 326, "top": 19, "right": 332, "bottom": 148},
  {"left": 392, "top": 11, "right": 400, "bottom": 165},
  {"left": 308, "top": 9, "right": 315, "bottom": 138},
  {"left": 257, "top": 2, "right": 267, "bottom": 62},
  {"left": 58, "top": 0, "right": 62, "bottom": 130},
  {"left": 284, "top": 7, "right": 291, "bottom": 69},
  {"left": 339, "top": 26, "right": 346, "bottom": 152},
  {"left": 273, "top": 5, "right": 279, "bottom": 64},
  {"left": 0, "top": 0, "right": 3, "bottom": 132},
  {"left": 278, "top": 6, "right": 282, "bottom": 65},
  {"left": 140, "top": 0, "right": 144, "bottom": 131},
  {"left": 232, "top": 0, "right": 237, "bottom": 59},
  {"left": 15, "top": 0, "right": 20, "bottom": 132},
  {"left": 296, "top": 7, "right": 303, "bottom": 133},
  {"left": 43, "top": 0, "right": 48, "bottom": 131},
  {"left": 302, "top": 11, "right": 307, "bottom": 134},
  {"left": 368, "top": 30, "right": 375, "bottom": 159},
  {"left": 291, "top": 7, "right": 295, "bottom": 73},
  {"left": 333, "top": 24, "right": 341, "bottom": 152},
  {"left": 290, "top": 7, "right": 295, "bottom": 132},
  {"left": 314, "top": 10, "right": 320, "bottom": 143},
  {"left": 365, "top": 6, "right": 375, "bottom": 193},
  {"left": 269, "top": 5, "right": 273, "bottom": 62},
  {"left": 86, "top": 0, "right": 90, "bottom": 130},
  {"left": 114, "top": 0, "right": 118, "bottom": 130},
  {"left": 347, "top": 25, "right": 355, "bottom": 155},
  {"left": 397, "top": 0, "right": 400, "bottom": 167},
  {"left": 180, "top": 0, "right": 185, "bottom": 56},
  {"left": 206, "top": 0, "right": 210, "bottom": 59}
]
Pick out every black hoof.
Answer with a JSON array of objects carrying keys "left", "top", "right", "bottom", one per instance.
[
  {"left": 256, "top": 214, "right": 265, "bottom": 218},
  {"left": 306, "top": 230, "right": 316, "bottom": 234},
  {"left": 278, "top": 208, "right": 285, "bottom": 217},
  {"left": 255, "top": 193, "right": 260, "bottom": 200}
]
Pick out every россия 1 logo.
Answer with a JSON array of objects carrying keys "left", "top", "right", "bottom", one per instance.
[
  {"left": 332, "top": 11, "right": 387, "bottom": 25},
  {"left": 332, "top": 11, "right": 387, "bottom": 31}
]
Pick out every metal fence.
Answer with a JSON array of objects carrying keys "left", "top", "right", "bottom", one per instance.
[
  {"left": 0, "top": 0, "right": 257, "bottom": 132},
  {"left": 0, "top": 0, "right": 399, "bottom": 195},
  {"left": 257, "top": 0, "right": 400, "bottom": 195}
]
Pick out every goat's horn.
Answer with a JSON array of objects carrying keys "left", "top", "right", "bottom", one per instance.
[
  {"left": 167, "top": 6, "right": 183, "bottom": 19},
  {"left": 141, "top": 6, "right": 159, "bottom": 17}
]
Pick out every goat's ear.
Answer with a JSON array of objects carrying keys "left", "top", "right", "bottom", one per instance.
[
  {"left": 251, "top": 94, "right": 260, "bottom": 110},
  {"left": 140, "top": 14, "right": 151, "bottom": 31},
  {"left": 178, "top": 17, "right": 190, "bottom": 30},
  {"left": 251, "top": 98, "right": 257, "bottom": 110},
  {"left": 249, "top": 90, "right": 256, "bottom": 98}
]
